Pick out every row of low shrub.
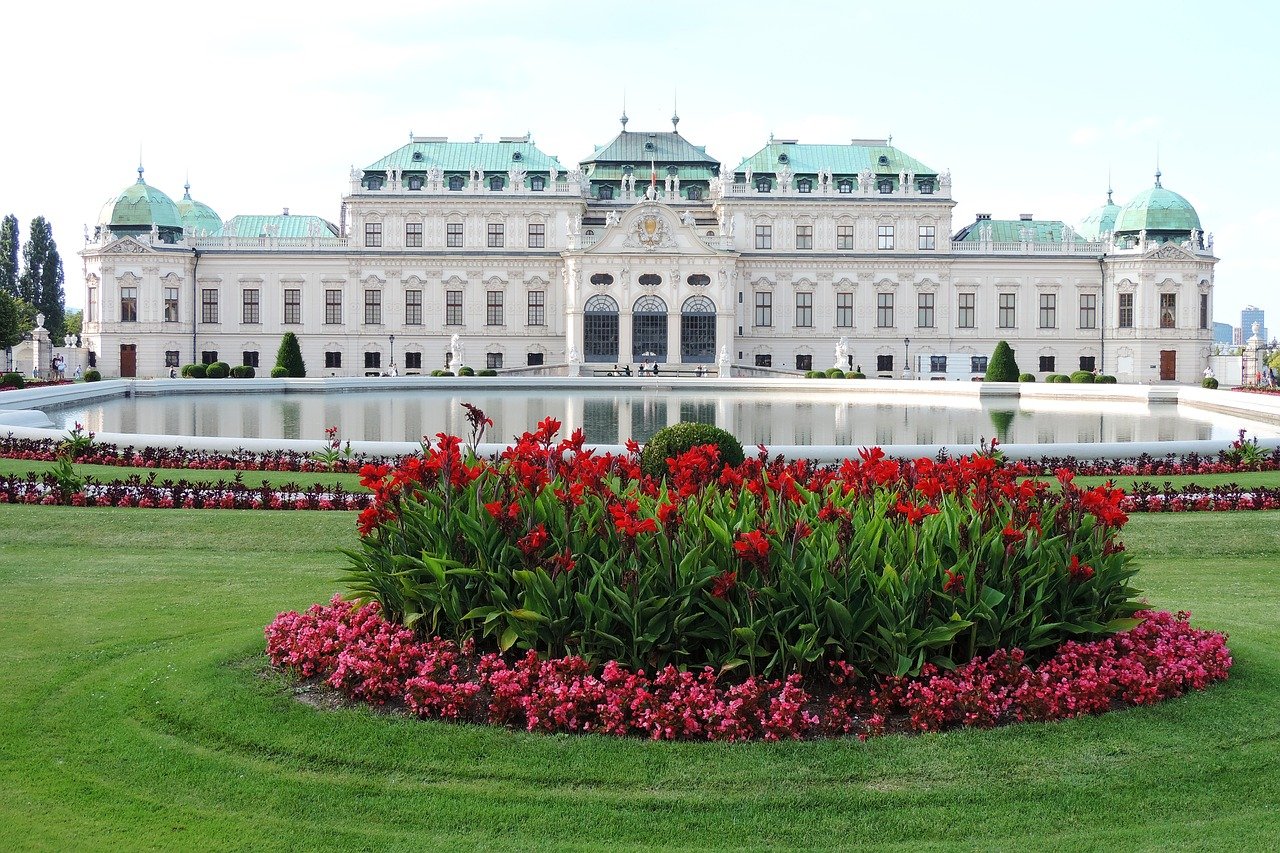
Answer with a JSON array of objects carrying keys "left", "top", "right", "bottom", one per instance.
[
  {"left": 182, "top": 362, "right": 256, "bottom": 378},
  {"left": 803, "top": 369, "right": 866, "bottom": 379},
  {"left": 1040, "top": 372, "right": 1118, "bottom": 384}
]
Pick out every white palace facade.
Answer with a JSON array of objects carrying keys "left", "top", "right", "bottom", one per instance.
[{"left": 80, "top": 119, "right": 1216, "bottom": 383}]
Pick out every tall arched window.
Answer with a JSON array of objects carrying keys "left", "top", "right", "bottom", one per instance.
[
  {"left": 632, "top": 295, "right": 668, "bottom": 362},
  {"left": 681, "top": 296, "right": 716, "bottom": 363},
  {"left": 583, "top": 294, "right": 619, "bottom": 363}
]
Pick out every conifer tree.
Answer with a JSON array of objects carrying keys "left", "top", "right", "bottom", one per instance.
[
  {"left": 984, "top": 340, "right": 1020, "bottom": 382},
  {"left": 275, "top": 332, "right": 306, "bottom": 377},
  {"left": 0, "top": 291, "right": 19, "bottom": 348},
  {"left": 19, "top": 217, "right": 65, "bottom": 341},
  {"left": 0, "top": 215, "right": 18, "bottom": 298}
]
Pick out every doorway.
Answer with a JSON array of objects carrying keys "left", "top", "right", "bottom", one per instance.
[
  {"left": 1159, "top": 350, "right": 1176, "bottom": 381},
  {"left": 119, "top": 344, "right": 137, "bottom": 378}
]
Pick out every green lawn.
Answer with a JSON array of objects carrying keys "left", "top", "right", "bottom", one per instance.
[
  {"left": 0, "top": 458, "right": 367, "bottom": 491},
  {"left": 1, "top": 506, "right": 1278, "bottom": 850}
]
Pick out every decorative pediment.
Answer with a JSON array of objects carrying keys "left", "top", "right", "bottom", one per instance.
[
  {"left": 485, "top": 275, "right": 506, "bottom": 288},
  {"left": 362, "top": 274, "right": 386, "bottom": 286},
  {"left": 524, "top": 275, "right": 549, "bottom": 289},
  {"left": 1147, "top": 242, "right": 1197, "bottom": 261},
  {"left": 103, "top": 237, "right": 151, "bottom": 255},
  {"left": 915, "top": 279, "right": 939, "bottom": 293},
  {"left": 116, "top": 271, "right": 141, "bottom": 284},
  {"left": 444, "top": 275, "right": 466, "bottom": 287},
  {"left": 582, "top": 203, "right": 723, "bottom": 257}
]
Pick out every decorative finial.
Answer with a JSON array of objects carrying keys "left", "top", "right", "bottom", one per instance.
[
  {"left": 620, "top": 90, "right": 628, "bottom": 131},
  {"left": 671, "top": 89, "right": 679, "bottom": 133},
  {"left": 887, "top": 133, "right": 893, "bottom": 146},
  {"left": 184, "top": 170, "right": 191, "bottom": 199},
  {"left": 1154, "top": 168, "right": 1162, "bottom": 188},
  {"left": 1155, "top": 144, "right": 1161, "bottom": 186},
  {"left": 1107, "top": 166, "right": 1113, "bottom": 204}
]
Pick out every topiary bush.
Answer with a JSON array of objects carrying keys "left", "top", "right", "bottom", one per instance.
[
  {"left": 984, "top": 341, "right": 1020, "bottom": 382},
  {"left": 231, "top": 365, "right": 256, "bottom": 379},
  {"left": 1097, "top": 374, "right": 1117, "bottom": 384},
  {"left": 2, "top": 372, "right": 24, "bottom": 389},
  {"left": 477, "top": 369, "right": 498, "bottom": 377},
  {"left": 825, "top": 368, "right": 846, "bottom": 379},
  {"left": 206, "top": 361, "right": 230, "bottom": 379},
  {"left": 270, "top": 366, "right": 289, "bottom": 378},
  {"left": 1048, "top": 373, "right": 1072, "bottom": 384},
  {"left": 458, "top": 366, "right": 475, "bottom": 376},
  {"left": 847, "top": 371, "right": 866, "bottom": 379},
  {"left": 1070, "top": 370, "right": 1096, "bottom": 384},
  {"left": 639, "top": 422, "right": 745, "bottom": 479},
  {"left": 183, "top": 363, "right": 207, "bottom": 379},
  {"left": 1019, "top": 373, "right": 1036, "bottom": 382},
  {"left": 83, "top": 369, "right": 101, "bottom": 382},
  {"left": 1202, "top": 377, "right": 1219, "bottom": 389},
  {"left": 804, "top": 370, "right": 823, "bottom": 379},
  {"left": 274, "top": 332, "right": 307, "bottom": 378}
]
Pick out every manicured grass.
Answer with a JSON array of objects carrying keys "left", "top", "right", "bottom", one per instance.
[{"left": 1, "top": 506, "right": 1279, "bottom": 850}]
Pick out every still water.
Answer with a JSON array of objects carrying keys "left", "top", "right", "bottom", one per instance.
[{"left": 39, "top": 388, "right": 1280, "bottom": 447}]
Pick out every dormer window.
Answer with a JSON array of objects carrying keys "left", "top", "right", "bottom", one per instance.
[
  {"left": 530, "top": 175, "right": 545, "bottom": 191},
  {"left": 877, "top": 179, "right": 893, "bottom": 194},
  {"left": 778, "top": 153, "right": 789, "bottom": 164},
  {"left": 918, "top": 180, "right": 934, "bottom": 194},
  {"left": 598, "top": 185, "right": 614, "bottom": 200},
  {"left": 411, "top": 151, "right": 424, "bottom": 162},
  {"left": 448, "top": 175, "right": 464, "bottom": 191},
  {"left": 512, "top": 151, "right": 523, "bottom": 161},
  {"left": 838, "top": 179, "right": 852, "bottom": 193},
  {"left": 365, "top": 176, "right": 384, "bottom": 191},
  {"left": 755, "top": 177, "right": 773, "bottom": 193},
  {"left": 407, "top": 175, "right": 424, "bottom": 191},
  {"left": 644, "top": 141, "right": 655, "bottom": 151},
  {"left": 686, "top": 186, "right": 702, "bottom": 201},
  {"left": 877, "top": 155, "right": 890, "bottom": 166},
  {"left": 796, "top": 178, "right": 812, "bottom": 193},
  {"left": 489, "top": 175, "right": 504, "bottom": 191}
]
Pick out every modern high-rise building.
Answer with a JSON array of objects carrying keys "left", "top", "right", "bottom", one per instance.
[{"left": 1241, "top": 305, "right": 1266, "bottom": 342}]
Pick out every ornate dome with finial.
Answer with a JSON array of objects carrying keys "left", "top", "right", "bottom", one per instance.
[
  {"left": 176, "top": 181, "right": 222, "bottom": 237},
  {"left": 98, "top": 166, "right": 184, "bottom": 241},
  {"left": 1112, "top": 171, "right": 1201, "bottom": 242},
  {"left": 1078, "top": 188, "right": 1121, "bottom": 242}
]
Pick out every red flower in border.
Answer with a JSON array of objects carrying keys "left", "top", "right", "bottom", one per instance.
[
  {"left": 734, "top": 530, "right": 770, "bottom": 564},
  {"left": 943, "top": 568, "right": 965, "bottom": 595},
  {"left": 1067, "top": 554, "right": 1095, "bottom": 582},
  {"left": 709, "top": 570, "right": 738, "bottom": 599}
]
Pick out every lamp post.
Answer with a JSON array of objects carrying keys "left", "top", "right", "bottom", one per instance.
[
  {"left": 903, "top": 337, "right": 911, "bottom": 379},
  {"left": 389, "top": 334, "right": 395, "bottom": 374}
]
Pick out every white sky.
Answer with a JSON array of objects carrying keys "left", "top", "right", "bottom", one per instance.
[{"left": 4, "top": 0, "right": 1277, "bottom": 329}]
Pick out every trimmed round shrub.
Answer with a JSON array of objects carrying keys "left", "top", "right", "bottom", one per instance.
[
  {"left": 825, "top": 368, "right": 846, "bottom": 379},
  {"left": 231, "top": 365, "right": 256, "bottom": 379},
  {"left": 804, "top": 370, "right": 822, "bottom": 379},
  {"left": 458, "top": 366, "right": 475, "bottom": 377},
  {"left": 640, "top": 422, "right": 745, "bottom": 479},
  {"left": 206, "top": 361, "right": 231, "bottom": 379},
  {"left": 847, "top": 371, "right": 866, "bottom": 379},
  {"left": 984, "top": 341, "right": 1020, "bottom": 382},
  {"left": 1070, "top": 370, "right": 1096, "bottom": 384},
  {"left": 1202, "top": 377, "right": 1219, "bottom": 389},
  {"left": 1097, "top": 374, "right": 1117, "bottom": 384},
  {"left": 270, "top": 366, "right": 289, "bottom": 378},
  {"left": 477, "top": 369, "right": 498, "bottom": 377},
  {"left": 83, "top": 369, "right": 101, "bottom": 382},
  {"left": 1047, "top": 373, "right": 1072, "bottom": 384},
  {"left": 182, "top": 363, "right": 207, "bottom": 379},
  {"left": 2, "top": 372, "right": 24, "bottom": 389},
  {"left": 1018, "top": 373, "right": 1036, "bottom": 382}
]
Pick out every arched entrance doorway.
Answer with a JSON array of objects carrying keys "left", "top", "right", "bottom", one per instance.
[
  {"left": 680, "top": 296, "right": 716, "bottom": 363},
  {"left": 582, "top": 294, "right": 619, "bottom": 363},
  {"left": 632, "top": 295, "right": 668, "bottom": 362}
]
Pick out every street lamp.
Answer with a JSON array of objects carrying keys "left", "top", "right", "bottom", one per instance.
[
  {"left": 389, "top": 334, "right": 395, "bottom": 374},
  {"left": 903, "top": 337, "right": 911, "bottom": 379}
]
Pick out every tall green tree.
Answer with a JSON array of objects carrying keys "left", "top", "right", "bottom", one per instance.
[
  {"left": 19, "top": 217, "right": 65, "bottom": 341},
  {"left": 984, "top": 340, "right": 1020, "bottom": 382},
  {"left": 0, "top": 214, "right": 18, "bottom": 298},
  {"left": 274, "top": 332, "right": 306, "bottom": 377},
  {"left": 0, "top": 291, "right": 19, "bottom": 348}
]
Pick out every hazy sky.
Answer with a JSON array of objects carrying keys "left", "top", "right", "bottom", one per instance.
[{"left": 4, "top": 0, "right": 1276, "bottom": 327}]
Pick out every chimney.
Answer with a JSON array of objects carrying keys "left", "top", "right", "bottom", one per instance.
[
  {"left": 282, "top": 207, "right": 290, "bottom": 216},
  {"left": 1019, "top": 213, "right": 1033, "bottom": 221},
  {"left": 976, "top": 213, "right": 991, "bottom": 221}
]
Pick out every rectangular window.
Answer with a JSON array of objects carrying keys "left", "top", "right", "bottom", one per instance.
[
  {"left": 364, "top": 351, "right": 381, "bottom": 370},
  {"left": 324, "top": 289, "right": 342, "bottom": 325},
  {"left": 1079, "top": 294, "right": 1097, "bottom": 329},
  {"left": 837, "top": 225, "right": 854, "bottom": 250},
  {"left": 795, "top": 225, "right": 813, "bottom": 250},
  {"left": 877, "top": 225, "right": 894, "bottom": 250},
  {"left": 324, "top": 351, "right": 342, "bottom": 369},
  {"left": 364, "top": 222, "right": 382, "bottom": 248},
  {"left": 877, "top": 355, "right": 894, "bottom": 373},
  {"left": 1079, "top": 356, "right": 1096, "bottom": 372},
  {"left": 999, "top": 293, "right": 1017, "bottom": 329},
  {"left": 527, "top": 223, "right": 545, "bottom": 248},
  {"left": 405, "top": 222, "right": 423, "bottom": 248},
  {"left": 917, "top": 293, "right": 935, "bottom": 328},
  {"left": 201, "top": 351, "right": 218, "bottom": 365},
  {"left": 958, "top": 292, "right": 975, "bottom": 329},
  {"left": 405, "top": 290, "right": 422, "bottom": 325},
  {"left": 755, "top": 224, "right": 772, "bottom": 249},
  {"left": 242, "top": 351, "right": 259, "bottom": 368},
  {"left": 794, "top": 292, "right": 813, "bottom": 328},
  {"left": 165, "top": 350, "right": 180, "bottom": 367},
  {"left": 754, "top": 291, "right": 772, "bottom": 327},
  {"left": 404, "top": 352, "right": 422, "bottom": 370},
  {"left": 918, "top": 225, "right": 935, "bottom": 250},
  {"left": 1039, "top": 293, "right": 1056, "bottom": 329},
  {"left": 486, "top": 291, "right": 504, "bottom": 326},
  {"left": 1039, "top": 355, "right": 1056, "bottom": 372},
  {"left": 446, "top": 290, "right": 463, "bottom": 325},
  {"left": 527, "top": 352, "right": 545, "bottom": 366},
  {"left": 446, "top": 222, "right": 463, "bottom": 248},
  {"left": 487, "top": 222, "right": 504, "bottom": 248},
  {"left": 1199, "top": 293, "right": 1209, "bottom": 330},
  {"left": 930, "top": 355, "right": 946, "bottom": 373},
  {"left": 200, "top": 288, "right": 218, "bottom": 324},
  {"left": 754, "top": 354, "right": 772, "bottom": 368},
  {"left": 527, "top": 291, "right": 545, "bottom": 326},
  {"left": 1160, "top": 293, "right": 1176, "bottom": 328},
  {"left": 120, "top": 286, "right": 138, "bottom": 323},
  {"left": 970, "top": 356, "right": 988, "bottom": 373},
  {"left": 164, "top": 286, "right": 180, "bottom": 322},
  {"left": 796, "top": 354, "right": 813, "bottom": 371},
  {"left": 876, "top": 292, "right": 894, "bottom": 328},
  {"left": 486, "top": 353, "right": 503, "bottom": 370},
  {"left": 836, "top": 292, "right": 854, "bottom": 328},
  {"left": 284, "top": 289, "right": 301, "bottom": 324},
  {"left": 1119, "top": 293, "right": 1134, "bottom": 328},
  {"left": 242, "top": 289, "right": 260, "bottom": 324},
  {"left": 363, "top": 289, "right": 382, "bottom": 325},
  {"left": 87, "top": 288, "right": 97, "bottom": 323}
]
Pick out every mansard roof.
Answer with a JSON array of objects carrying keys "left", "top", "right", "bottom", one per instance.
[
  {"left": 732, "top": 140, "right": 935, "bottom": 177},
  {"left": 217, "top": 215, "right": 338, "bottom": 239},
  {"left": 364, "top": 137, "right": 566, "bottom": 174},
  {"left": 580, "top": 131, "right": 720, "bottom": 167},
  {"left": 954, "top": 216, "right": 1087, "bottom": 243}
]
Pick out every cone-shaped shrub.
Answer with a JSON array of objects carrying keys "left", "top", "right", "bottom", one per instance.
[
  {"left": 275, "top": 332, "right": 306, "bottom": 378},
  {"left": 984, "top": 341, "right": 1020, "bottom": 382}
]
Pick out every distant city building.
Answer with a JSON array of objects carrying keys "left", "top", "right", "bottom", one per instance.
[
  {"left": 1241, "top": 305, "right": 1266, "bottom": 342},
  {"left": 81, "top": 121, "right": 1216, "bottom": 384},
  {"left": 1213, "top": 321, "right": 1234, "bottom": 346}
]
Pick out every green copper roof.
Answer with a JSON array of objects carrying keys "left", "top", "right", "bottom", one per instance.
[
  {"left": 731, "top": 142, "right": 935, "bottom": 177},
  {"left": 580, "top": 131, "right": 720, "bottom": 167},
  {"left": 177, "top": 183, "right": 222, "bottom": 237},
  {"left": 98, "top": 168, "right": 183, "bottom": 230},
  {"left": 216, "top": 215, "right": 338, "bottom": 239},
  {"left": 954, "top": 218, "right": 1088, "bottom": 243},
  {"left": 365, "top": 139, "right": 566, "bottom": 174},
  {"left": 1077, "top": 190, "right": 1120, "bottom": 241},
  {"left": 584, "top": 164, "right": 718, "bottom": 182},
  {"left": 1112, "top": 173, "right": 1200, "bottom": 234}
]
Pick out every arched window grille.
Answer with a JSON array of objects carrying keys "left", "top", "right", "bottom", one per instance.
[
  {"left": 680, "top": 296, "right": 716, "bottom": 363},
  {"left": 583, "top": 294, "right": 619, "bottom": 363},
  {"left": 632, "top": 295, "right": 668, "bottom": 361}
]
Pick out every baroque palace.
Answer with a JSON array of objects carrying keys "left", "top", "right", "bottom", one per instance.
[{"left": 81, "top": 116, "right": 1215, "bottom": 383}]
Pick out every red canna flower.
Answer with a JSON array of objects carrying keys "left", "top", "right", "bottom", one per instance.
[
  {"left": 517, "top": 524, "right": 549, "bottom": 556},
  {"left": 1001, "top": 524, "right": 1026, "bottom": 545},
  {"left": 709, "top": 570, "right": 738, "bottom": 599},
  {"left": 896, "top": 499, "right": 939, "bottom": 526},
  {"left": 1067, "top": 554, "right": 1095, "bottom": 582},
  {"left": 734, "top": 530, "right": 770, "bottom": 564},
  {"left": 944, "top": 568, "right": 965, "bottom": 595}
]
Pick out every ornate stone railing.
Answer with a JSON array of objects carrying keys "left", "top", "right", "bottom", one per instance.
[{"left": 950, "top": 240, "right": 1107, "bottom": 255}]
